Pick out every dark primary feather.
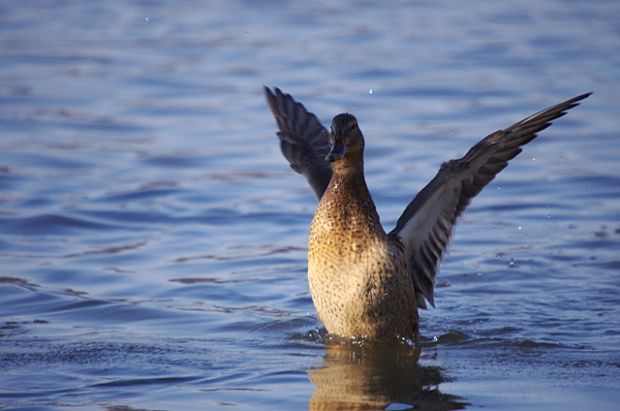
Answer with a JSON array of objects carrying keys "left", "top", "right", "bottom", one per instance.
[
  {"left": 264, "top": 87, "right": 332, "bottom": 199},
  {"left": 390, "top": 92, "right": 591, "bottom": 309}
]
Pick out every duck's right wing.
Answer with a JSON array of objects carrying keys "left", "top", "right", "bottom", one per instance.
[
  {"left": 264, "top": 87, "right": 332, "bottom": 200},
  {"left": 389, "top": 92, "right": 591, "bottom": 309}
]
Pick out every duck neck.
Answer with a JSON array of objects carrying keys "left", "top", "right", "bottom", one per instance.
[
  {"left": 322, "top": 155, "right": 384, "bottom": 238},
  {"left": 330, "top": 152, "right": 364, "bottom": 176}
]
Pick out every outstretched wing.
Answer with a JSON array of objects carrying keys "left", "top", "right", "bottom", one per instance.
[
  {"left": 389, "top": 92, "right": 591, "bottom": 309},
  {"left": 264, "top": 87, "right": 333, "bottom": 199}
]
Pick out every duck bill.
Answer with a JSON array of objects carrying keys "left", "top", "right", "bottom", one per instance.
[{"left": 325, "top": 140, "right": 346, "bottom": 162}]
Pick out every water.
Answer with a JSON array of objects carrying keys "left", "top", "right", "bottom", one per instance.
[{"left": 1, "top": 1, "right": 619, "bottom": 410}]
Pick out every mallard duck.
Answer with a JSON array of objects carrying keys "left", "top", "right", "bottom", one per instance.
[{"left": 265, "top": 87, "right": 590, "bottom": 339}]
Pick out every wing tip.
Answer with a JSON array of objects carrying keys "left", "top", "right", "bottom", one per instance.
[
  {"left": 574, "top": 91, "right": 593, "bottom": 102},
  {"left": 263, "top": 85, "right": 277, "bottom": 99},
  {"left": 264, "top": 86, "right": 288, "bottom": 110},
  {"left": 563, "top": 91, "right": 592, "bottom": 111}
]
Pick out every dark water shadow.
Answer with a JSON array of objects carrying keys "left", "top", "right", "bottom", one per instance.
[{"left": 307, "top": 341, "right": 467, "bottom": 410}]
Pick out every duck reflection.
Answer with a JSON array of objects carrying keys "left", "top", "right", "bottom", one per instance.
[{"left": 308, "top": 342, "right": 466, "bottom": 410}]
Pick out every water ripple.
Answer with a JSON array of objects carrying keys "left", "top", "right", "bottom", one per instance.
[{"left": 0, "top": 214, "right": 119, "bottom": 235}]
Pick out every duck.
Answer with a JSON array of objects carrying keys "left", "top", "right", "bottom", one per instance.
[{"left": 265, "top": 87, "right": 590, "bottom": 340}]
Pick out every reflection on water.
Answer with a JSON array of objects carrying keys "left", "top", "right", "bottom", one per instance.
[{"left": 309, "top": 342, "right": 466, "bottom": 410}]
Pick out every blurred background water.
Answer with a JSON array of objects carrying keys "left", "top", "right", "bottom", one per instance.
[{"left": 1, "top": 1, "right": 619, "bottom": 410}]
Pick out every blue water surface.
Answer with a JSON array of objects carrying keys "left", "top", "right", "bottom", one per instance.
[{"left": 1, "top": 1, "right": 619, "bottom": 410}]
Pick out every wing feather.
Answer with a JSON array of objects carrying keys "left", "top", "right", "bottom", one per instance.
[
  {"left": 390, "top": 92, "right": 591, "bottom": 308},
  {"left": 264, "top": 87, "right": 332, "bottom": 199}
]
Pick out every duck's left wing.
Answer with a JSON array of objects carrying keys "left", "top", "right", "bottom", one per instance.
[
  {"left": 389, "top": 93, "right": 591, "bottom": 309},
  {"left": 264, "top": 87, "right": 332, "bottom": 200}
]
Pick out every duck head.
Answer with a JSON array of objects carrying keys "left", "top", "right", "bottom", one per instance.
[{"left": 325, "top": 113, "right": 365, "bottom": 164}]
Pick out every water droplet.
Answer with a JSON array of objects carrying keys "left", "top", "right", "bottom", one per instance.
[
  {"left": 508, "top": 258, "right": 516, "bottom": 267},
  {"left": 401, "top": 337, "right": 415, "bottom": 347},
  {"left": 518, "top": 226, "right": 522, "bottom": 231},
  {"left": 532, "top": 157, "right": 536, "bottom": 161},
  {"left": 144, "top": 16, "right": 150, "bottom": 22},
  {"left": 368, "top": 88, "right": 373, "bottom": 94},
  {"left": 497, "top": 186, "right": 502, "bottom": 191},
  {"left": 432, "top": 335, "right": 438, "bottom": 342}
]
